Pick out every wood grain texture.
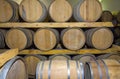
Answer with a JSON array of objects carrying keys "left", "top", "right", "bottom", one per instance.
[
  {"left": 0, "top": 22, "right": 114, "bottom": 28},
  {"left": 89, "top": 61, "right": 101, "bottom": 79},
  {"left": 86, "top": 28, "right": 114, "bottom": 49},
  {"left": 5, "top": 28, "right": 33, "bottom": 50},
  {"left": 34, "top": 29, "right": 59, "bottom": 51},
  {"left": 73, "top": 0, "right": 102, "bottom": 22},
  {"left": 0, "top": 0, "right": 19, "bottom": 22},
  {"left": 0, "top": 0, "right": 13, "bottom": 22},
  {"left": 49, "top": 54, "right": 71, "bottom": 60},
  {"left": 85, "top": 59, "right": 120, "bottom": 79},
  {"left": 61, "top": 28, "right": 85, "bottom": 50},
  {"left": 49, "top": 0, "right": 72, "bottom": 22},
  {"left": 19, "top": 45, "right": 120, "bottom": 55},
  {"left": 36, "top": 60, "right": 84, "bottom": 79},
  {"left": 19, "top": 0, "right": 47, "bottom": 22},
  {"left": 97, "top": 53, "right": 120, "bottom": 61},
  {"left": 24, "top": 55, "right": 46, "bottom": 77},
  {"left": 7, "top": 0, "right": 19, "bottom": 22},
  {"left": 6, "top": 60, "right": 26, "bottom": 79},
  {"left": 72, "top": 54, "right": 96, "bottom": 63},
  {"left": 0, "top": 57, "right": 27, "bottom": 79},
  {"left": 103, "top": 60, "right": 120, "bottom": 79},
  {"left": 0, "top": 49, "right": 18, "bottom": 67}
]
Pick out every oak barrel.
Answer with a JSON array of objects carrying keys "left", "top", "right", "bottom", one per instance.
[
  {"left": 97, "top": 53, "right": 120, "bottom": 61},
  {"left": 0, "top": 56, "right": 27, "bottom": 79},
  {"left": 73, "top": 54, "right": 96, "bottom": 63},
  {"left": 61, "top": 28, "right": 86, "bottom": 50},
  {"left": 36, "top": 60, "right": 84, "bottom": 79},
  {"left": 49, "top": 0, "right": 72, "bottom": 22},
  {"left": 49, "top": 54, "right": 71, "bottom": 60},
  {"left": 85, "top": 28, "right": 114, "bottom": 49},
  {"left": 0, "top": 0, "right": 19, "bottom": 22},
  {"left": 0, "top": 29, "right": 6, "bottom": 48},
  {"left": 73, "top": 0, "right": 102, "bottom": 22},
  {"left": 5, "top": 28, "right": 34, "bottom": 50},
  {"left": 100, "top": 11, "right": 113, "bottom": 22},
  {"left": 24, "top": 55, "right": 47, "bottom": 78},
  {"left": 34, "top": 29, "right": 59, "bottom": 51},
  {"left": 85, "top": 59, "right": 120, "bottom": 79},
  {"left": 19, "top": 0, "right": 47, "bottom": 22}
]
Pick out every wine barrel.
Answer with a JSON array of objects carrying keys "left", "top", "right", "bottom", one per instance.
[
  {"left": 49, "top": 0, "right": 72, "bottom": 22},
  {"left": 5, "top": 28, "right": 34, "bottom": 50},
  {"left": 97, "top": 53, "right": 120, "bottom": 61},
  {"left": 24, "top": 55, "right": 47, "bottom": 78},
  {"left": 72, "top": 54, "right": 96, "bottom": 63},
  {"left": 85, "top": 59, "right": 120, "bottom": 79},
  {"left": 117, "top": 11, "right": 120, "bottom": 23},
  {"left": 61, "top": 28, "right": 85, "bottom": 50},
  {"left": 73, "top": 0, "right": 102, "bottom": 22},
  {"left": 0, "top": 0, "right": 19, "bottom": 22},
  {"left": 100, "top": 11, "right": 113, "bottom": 22},
  {"left": 34, "top": 29, "right": 59, "bottom": 51},
  {"left": 36, "top": 60, "right": 84, "bottom": 79},
  {"left": 0, "top": 56, "right": 27, "bottom": 79},
  {"left": 0, "top": 29, "right": 6, "bottom": 48},
  {"left": 85, "top": 28, "right": 114, "bottom": 49},
  {"left": 49, "top": 54, "right": 71, "bottom": 60},
  {"left": 19, "top": 0, "right": 47, "bottom": 22}
]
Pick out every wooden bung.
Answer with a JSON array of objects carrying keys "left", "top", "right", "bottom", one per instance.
[
  {"left": 61, "top": 28, "right": 85, "bottom": 50},
  {"left": 100, "top": 11, "right": 113, "bottom": 22},
  {"left": 49, "top": 54, "right": 71, "bottom": 60},
  {"left": 49, "top": 0, "right": 72, "bottom": 22},
  {"left": 72, "top": 0, "right": 102, "bottom": 22},
  {"left": 85, "top": 28, "right": 114, "bottom": 50},
  {"left": 5, "top": 28, "right": 33, "bottom": 50},
  {"left": 0, "top": 0, "right": 19, "bottom": 22},
  {"left": 34, "top": 29, "right": 59, "bottom": 51},
  {"left": 24, "top": 55, "right": 46, "bottom": 78},
  {"left": 72, "top": 54, "right": 96, "bottom": 63},
  {"left": 85, "top": 59, "right": 120, "bottom": 79},
  {"left": 0, "top": 56, "right": 27, "bottom": 79},
  {"left": 19, "top": 0, "right": 47, "bottom": 22},
  {"left": 36, "top": 60, "right": 84, "bottom": 79}
]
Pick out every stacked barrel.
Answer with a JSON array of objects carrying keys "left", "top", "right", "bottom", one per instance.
[
  {"left": 0, "top": 0, "right": 116, "bottom": 51},
  {"left": 0, "top": 0, "right": 120, "bottom": 79},
  {"left": 0, "top": 28, "right": 113, "bottom": 50}
]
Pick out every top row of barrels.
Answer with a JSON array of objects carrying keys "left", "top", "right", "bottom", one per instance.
[{"left": 0, "top": 0, "right": 103, "bottom": 22}]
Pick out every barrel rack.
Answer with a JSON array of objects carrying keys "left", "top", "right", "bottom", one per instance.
[
  {"left": 0, "top": 22, "right": 113, "bottom": 28},
  {"left": 0, "top": 22, "right": 120, "bottom": 55}
]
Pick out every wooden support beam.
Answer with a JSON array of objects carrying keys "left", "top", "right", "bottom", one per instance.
[
  {"left": 0, "top": 49, "right": 18, "bottom": 67},
  {"left": 19, "top": 45, "right": 120, "bottom": 55},
  {"left": 0, "top": 22, "right": 113, "bottom": 28}
]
